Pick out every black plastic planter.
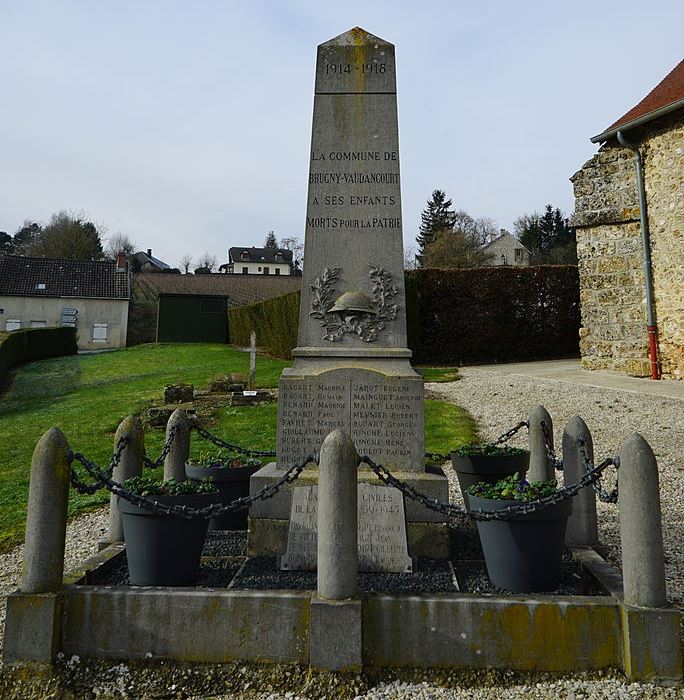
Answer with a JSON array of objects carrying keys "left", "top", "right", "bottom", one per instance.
[
  {"left": 185, "top": 462, "right": 262, "bottom": 530},
  {"left": 450, "top": 451, "right": 530, "bottom": 507},
  {"left": 468, "top": 494, "right": 572, "bottom": 593},
  {"left": 118, "top": 494, "right": 216, "bottom": 586}
]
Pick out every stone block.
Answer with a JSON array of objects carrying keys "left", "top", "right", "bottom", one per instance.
[
  {"left": 407, "top": 522, "right": 450, "bottom": 559},
  {"left": 620, "top": 604, "right": 683, "bottom": 684},
  {"left": 163, "top": 384, "right": 194, "bottom": 404},
  {"left": 309, "top": 596, "right": 362, "bottom": 671},
  {"left": 3, "top": 592, "right": 62, "bottom": 663}
]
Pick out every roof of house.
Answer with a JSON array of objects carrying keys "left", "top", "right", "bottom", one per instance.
[
  {"left": 591, "top": 58, "right": 684, "bottom": 143},
  {"left": 228, "top": 247, "right": 294, "bottom": 265},
  {"left": 482, "top": 230, "right": 531, "bottom": 253},
  {"left": 0, "top": 255, "right": 130, "bottom": 299},
  {"left": 131, "top": 250, "right": 170, "bottom": 270}
]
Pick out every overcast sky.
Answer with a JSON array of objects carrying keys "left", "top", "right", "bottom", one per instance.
[{"left": 1, "top": 1, "right": 681, "bottom": 268}]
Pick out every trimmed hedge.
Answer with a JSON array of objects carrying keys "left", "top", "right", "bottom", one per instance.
[
  {"left": 227, "top": 267, "right": 580, "bottom": 364},
  {"left": 229, "top": 291, "right": 300, "bottom": 359},
  {"left": 0, "top": 327, "right": 78, "bottom": 385},
  {"left": 409, "top": 266, "right": 580, "bottom": 364}
]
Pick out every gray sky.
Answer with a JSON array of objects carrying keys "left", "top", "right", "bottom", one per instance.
[{"left": 1, "top": 1, "right": 681, "bottom": 268}]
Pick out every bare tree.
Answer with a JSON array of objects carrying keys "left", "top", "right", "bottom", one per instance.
[
  {"left": 421, "top": 229, "right": 494, "bottom": 269},
  {"left": 403, "top": 245, "right": 418, "bottom": 270},
  {"left": 279, "top": 236, "right": 304, "bottom": 273},
  {"left": 104, "top": 232, "right": 136, "bottom": 259},
  {"left": 179, "top": 254, "right": 193, "bottom": 274},
  {"left": 196, "top": 252, "right": 217, "bottom": 272}
]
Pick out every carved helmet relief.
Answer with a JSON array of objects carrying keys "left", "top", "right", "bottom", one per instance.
[{"left": 309, "top": 264, "right": 399, "bottom": 342}]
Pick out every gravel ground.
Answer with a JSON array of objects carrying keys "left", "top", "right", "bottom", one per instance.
[{"left": 1, "top": 367, "right": 682, "bottom": 698}]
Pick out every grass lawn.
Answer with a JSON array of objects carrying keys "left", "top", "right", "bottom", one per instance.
[{"left": 0, "top": 343, "right": 475, "bottom": 553}]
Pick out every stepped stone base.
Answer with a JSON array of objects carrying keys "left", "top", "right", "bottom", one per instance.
[{"left": 247, "top": 462, "right": 450, "bottom": 560}]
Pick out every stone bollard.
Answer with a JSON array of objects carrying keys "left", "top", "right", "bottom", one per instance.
[
  {"left": 108, "top": 415, "right": 145, "bottom": 543},
  {"left": 310, "top": 429, "right": 361, "bottom": 672},
  {"left": 618, "top": 433, "right": 666, "bottom": 608},
  {"left": 163, "top": 408, "right": 192, "bottom": 483},
  {"left": 563, "top": 416, "right": 598, "bottom": 546},
  {"left": 618, "top": 433, "right": 682, "bottom": 683},
  {"left": 317, "top": 429, "right": 358, "bottom": 599},
  {"left": 528, "top": 405, "right": 554, "bottom": 482},
  {"left": 22, "top": 428, "right": 71, "bottom": 593}
]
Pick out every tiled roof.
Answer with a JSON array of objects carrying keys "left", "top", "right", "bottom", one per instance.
[
  {"left": 593, "top": 59, "right": 684, "bottom": 141},
  {"left": 0, "top": 255, "right": 130, "bottom": 299},
  {"left": 228, "top": 247, "right": 294, "bottom": 265}
]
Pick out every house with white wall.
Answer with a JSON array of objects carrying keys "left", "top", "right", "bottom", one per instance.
[
  {"left": 0, "top": 253, "right": 130, "bottom": 350},
  {"left": 220, "top": 247, "right": 293, "bottom": 275}
]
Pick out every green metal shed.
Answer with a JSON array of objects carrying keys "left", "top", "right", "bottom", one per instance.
[{"left": 156, "top": 294, "right": 228, "bottom": 343}]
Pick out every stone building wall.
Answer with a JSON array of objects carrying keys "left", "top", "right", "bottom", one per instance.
[{"left": 571, "top": 118, "right": 683, "bottom": 379}]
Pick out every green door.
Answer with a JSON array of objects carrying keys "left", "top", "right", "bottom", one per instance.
[{"left": 157, "top": 294, "right": 228, "bottom": 343}]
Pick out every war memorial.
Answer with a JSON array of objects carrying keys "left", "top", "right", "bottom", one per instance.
[{"left": 2, "top": 28, "right": 681, "bottom": 693}]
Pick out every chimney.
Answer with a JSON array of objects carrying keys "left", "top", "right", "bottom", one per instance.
[
  {"left": 147, "top": 248, "right": 152, "bottom": 258},
  {"left": 116, "top": 251, "right": 127, "bottom": 272}
]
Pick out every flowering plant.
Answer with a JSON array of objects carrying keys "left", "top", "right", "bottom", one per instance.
[
  {"left": 124, "top": 474, "right": 217, "bottom": 496},
  {"left": 194, "top": 450, "right": 261, "bottom": 469},
  {"left": 467, "top": 472, "right": 558, "bottom": 501}
]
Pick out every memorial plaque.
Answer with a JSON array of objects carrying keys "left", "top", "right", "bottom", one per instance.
[
  {"left": 280, "top": 483, "right": 412, "bottom": 573},
  {"left": 278, "top": 368, "right": 423, "bottom": 470}
]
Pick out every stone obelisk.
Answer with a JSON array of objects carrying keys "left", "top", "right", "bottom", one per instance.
[{"left": 248, "top": 28, "right": 448, "bottom": 559}]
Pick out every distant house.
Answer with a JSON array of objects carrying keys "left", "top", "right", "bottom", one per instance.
[
  {"left": 219, "top": 247, "right": 293, "bottom": 275},
  {"left": 482, "top": 230, "right": 531, "bottom": 267},
  {"left": 571, "top": 58, "right": 683, "bottom": 379},
  {"left": 130, "top": 248, "right": 171, "bottom": 273},
  {"left": 0, "top": 253, "right": 130, "bottom": 350}
]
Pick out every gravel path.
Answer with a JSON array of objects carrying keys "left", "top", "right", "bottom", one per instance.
[{"left": 1, "top": 367, "right": 682, "bottom": 698}]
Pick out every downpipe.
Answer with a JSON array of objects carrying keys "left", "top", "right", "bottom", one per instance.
[{"left": 616, "top": 130, "right": 660, "bottom": 380}]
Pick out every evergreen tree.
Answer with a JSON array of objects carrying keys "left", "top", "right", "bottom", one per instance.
[
  {"left": 417, "top": 190, "right": 456, "bottom": 263},
  {"left": 12, "top": 221, "right": 42, "bottom": 255},
  {"left": 514, "top": 205, "right": 576, "bottom": 264},
  {"left": 264, "top": 230, "right": 278, "bottom": 249}
]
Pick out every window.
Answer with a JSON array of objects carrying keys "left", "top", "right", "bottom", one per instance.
[
  {"left": 263, "top": 266, "right": 269, "bottom": 275},
  {"left": 258, "top": 266, "right": 262, "bottom": 272},
  {"left": 240, "top": 250, "right": 250, "bottom": 260},
  {"left": 514, "top": 249, "right": 524, "bottom": 262},
  {"left": 275, "top": 252, "right": 283, "bottom": 261},
  {"left": 36, "top": 283, "right": 46, "bottom": 290},
  {"left": 30, "top": 320, "right": 47, "bottom": 328},
  {"left": 93, "top": 323, "right": 108, "bottom": 342},
  {"left": 242, "top": 267, "right": 248, "bottom": 275},
  {"left": 275, "top": 268, "right": 280, "bottom": 275},
  {"left": 5, "top": 319, "right": 21, "bottom": 331}
]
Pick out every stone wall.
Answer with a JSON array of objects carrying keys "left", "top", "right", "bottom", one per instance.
[{"left": 571, "top": 118, "right": 683, "bottom": 379}]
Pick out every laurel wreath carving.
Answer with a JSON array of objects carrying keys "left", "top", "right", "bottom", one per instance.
[{"left": 309, "top": 265, "right": 398, "bottom": 342}]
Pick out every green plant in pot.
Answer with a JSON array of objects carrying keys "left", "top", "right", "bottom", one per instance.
[
  {"left": 117, "top": 475, "right": 218, "bottom": 586},
  {"left": 451, "top": 442, "right": 530, "bottom": 507},
  {"left": 467, "top": 472, "right": 572, "bottom": 593},
  {"left": 185, "top": 450, "right": 263, "bottom": 530}
]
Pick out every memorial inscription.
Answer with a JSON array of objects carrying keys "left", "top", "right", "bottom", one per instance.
[
  {"left": 280, "top": 483, "right": 412, "bottom": 573},
  {"left": 277, "top": 369, "right": 423, "bottom": 469}
]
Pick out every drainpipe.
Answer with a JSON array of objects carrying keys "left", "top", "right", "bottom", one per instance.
[{"left": 616, "top": 130, "right": 660, "bottom": 380}]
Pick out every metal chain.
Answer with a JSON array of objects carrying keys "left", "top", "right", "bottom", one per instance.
[
  {"left": 578, "top": 436, "right": 619, "bottom": 503},
  {"left": 142, "top": 424, "right": 179, "bottom": 468},
  {"left": 69, "top": 436, "right": 129, "bottom": 495},
  {"left": 541, "top": 420, "right": 564, "bottom": 472},
  {"left": 425, "top": 420, "right": 530, "bottom": 464},
  {"left": 191, "top": 423, "right": 277, "bottom": 458},
  {"left": 491, "top": 420, "right": 529, "bottom": 445},
  {"left": 71, "top": 446, "right": 314, "bottom": 519},
  {"left": 360, "top": 448, "right": 620, "bottom": 521}
]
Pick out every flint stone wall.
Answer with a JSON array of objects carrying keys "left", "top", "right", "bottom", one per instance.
[{"left": 570, "top": 118, "right": 683, "bottom": 379}]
